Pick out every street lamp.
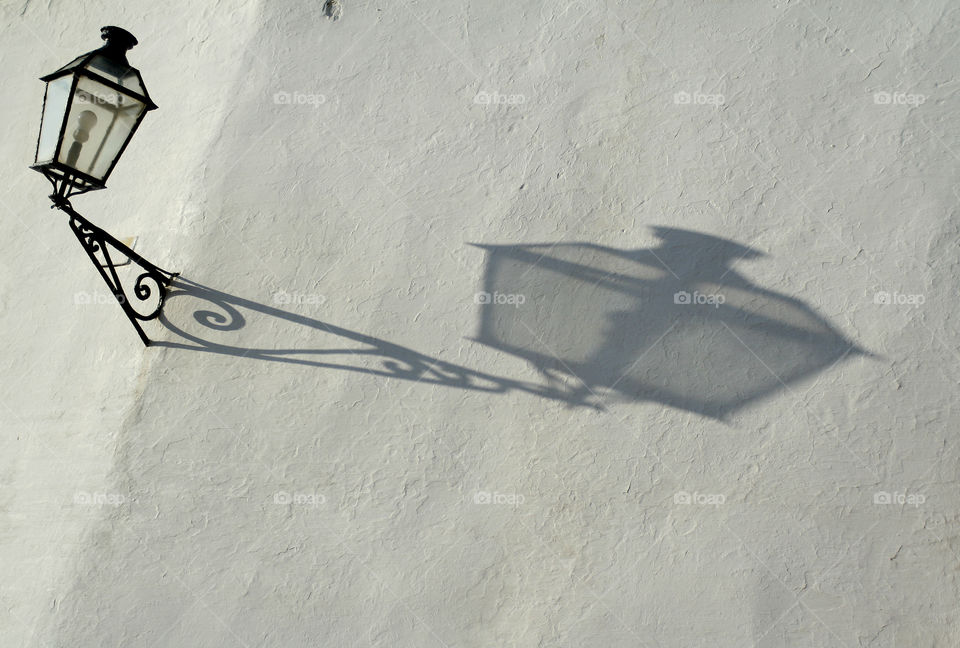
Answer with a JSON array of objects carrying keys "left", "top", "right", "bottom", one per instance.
[{"left": 30, "top": 26, "right": 177, "bottom": 346}]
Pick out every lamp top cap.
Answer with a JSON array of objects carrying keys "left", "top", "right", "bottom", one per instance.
[{"left": 100, "top": 26, "right": 138, "bottom": 51}]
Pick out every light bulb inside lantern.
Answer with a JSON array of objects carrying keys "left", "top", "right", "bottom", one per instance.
[{"left": 66, "top": 110, "right": 98, "bottom": 167}]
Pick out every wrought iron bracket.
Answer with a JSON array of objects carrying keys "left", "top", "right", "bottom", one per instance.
[{"left": 51, "top": 194, "right": 178, "bottom": 346}]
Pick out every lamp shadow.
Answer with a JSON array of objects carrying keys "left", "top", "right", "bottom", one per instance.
[
  {"left": 470, "top": 227, "right": 872, "bottom": 417},
  {"left": 154, "top": 227, "right": 870, "bottom": 418},
  {"left": 153, "top": 277, "right": 588, "bottom": 407}
]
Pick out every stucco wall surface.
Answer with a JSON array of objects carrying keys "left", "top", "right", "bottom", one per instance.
[{"left": 1, "top": 1, "right": 958, "bottom": 646}]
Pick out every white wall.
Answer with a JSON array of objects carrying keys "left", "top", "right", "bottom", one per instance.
[{"left": 1, "top": 1, "right": 958, "bottom": 646}]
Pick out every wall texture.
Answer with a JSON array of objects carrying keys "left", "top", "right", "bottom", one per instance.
[{"left": 1, "top": 1, "right": 958, "bottom": 646}]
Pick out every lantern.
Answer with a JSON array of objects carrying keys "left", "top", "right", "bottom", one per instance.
[{"left": 31, "top": 26, "right": 157, "bottom": 197}]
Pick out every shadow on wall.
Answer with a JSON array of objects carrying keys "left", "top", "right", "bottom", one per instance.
[
  {"left": 471, "top": 227, "right": 870, "bottom": 417},
  {"left": 155, "top": 227, "right": 868, "bottom": 418},
  {"left": 154, "top": 277, "right": 588, "bottom": 407}
]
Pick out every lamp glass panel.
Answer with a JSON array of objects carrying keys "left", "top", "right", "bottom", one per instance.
[
  {"left": 84, "top": 53, "right": 146, "bottom": 94},
  {"left": 57, "top": 75, "right": 146, "bottom": 180},
  {"left": 35, "top": 76, "right": 72, "bottom": 164}
]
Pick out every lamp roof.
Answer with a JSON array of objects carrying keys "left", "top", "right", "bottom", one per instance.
[{"left": 39, "top": 26, "right": 156, "bottom": 110}]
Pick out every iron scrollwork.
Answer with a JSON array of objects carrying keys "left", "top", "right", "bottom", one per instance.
[{"left": 52, "top": 194, "right": 178, "bottom": 346}]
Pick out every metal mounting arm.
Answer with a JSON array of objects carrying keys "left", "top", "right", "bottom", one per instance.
[{"left": 50, "top": 194, "right": 178, "bottom": 346}]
